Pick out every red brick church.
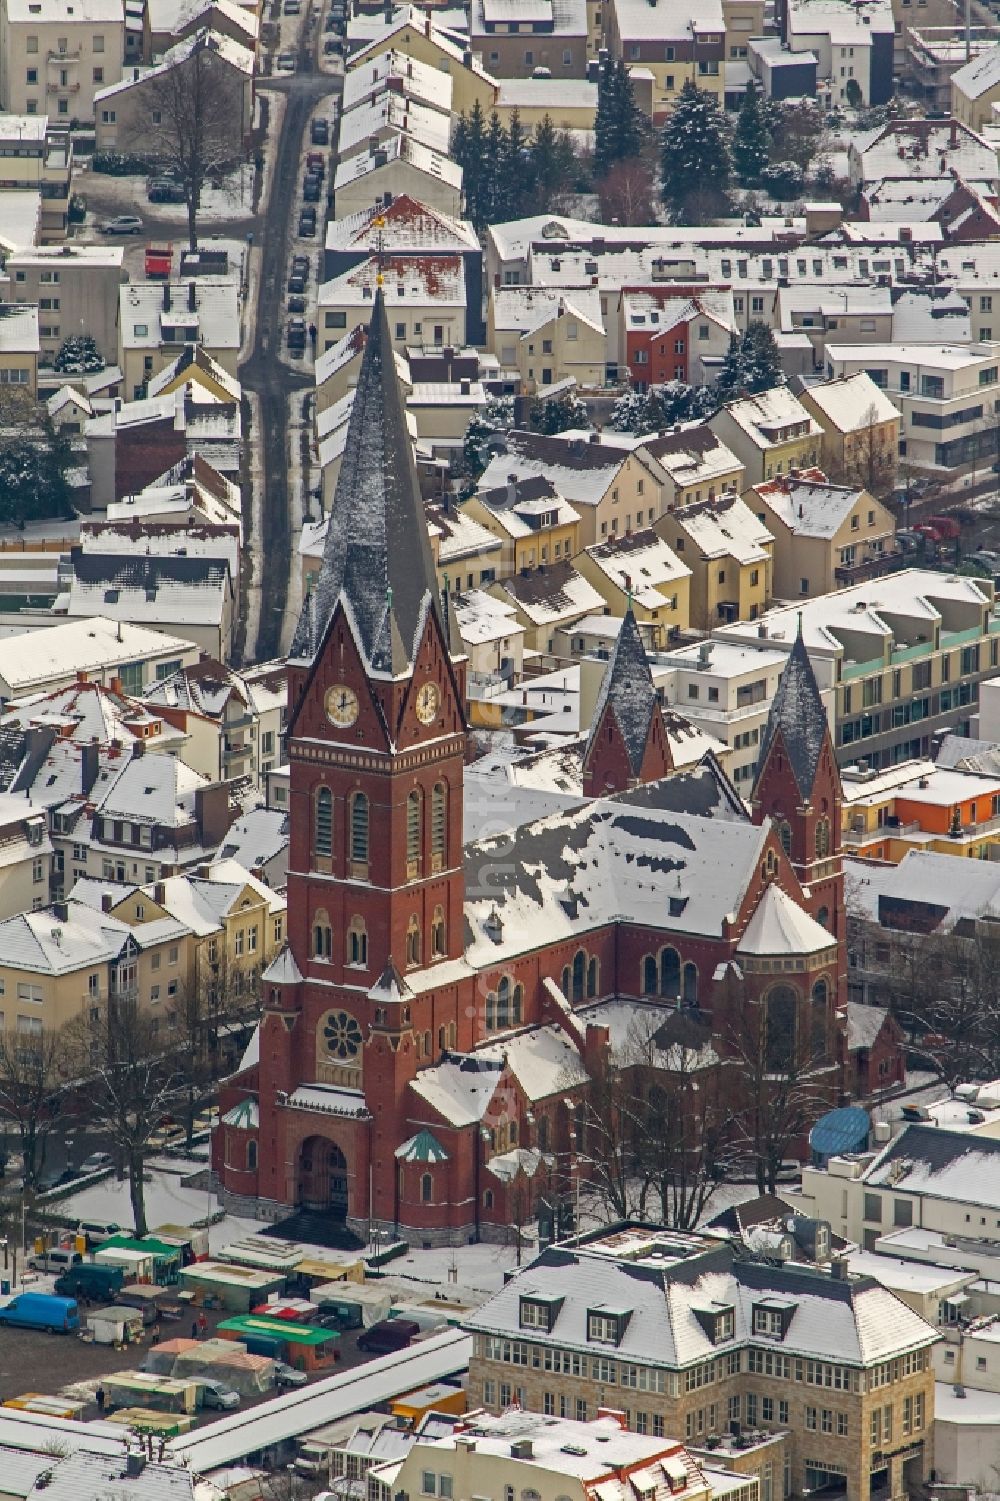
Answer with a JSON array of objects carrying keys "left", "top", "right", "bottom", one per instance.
[{"left": 213, "top": 292, "right": 864, "bottom": 1244}]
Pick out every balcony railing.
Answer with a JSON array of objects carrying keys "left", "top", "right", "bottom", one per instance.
[{"left": 834, "top": 551, "right": 906, "bottom": 586}]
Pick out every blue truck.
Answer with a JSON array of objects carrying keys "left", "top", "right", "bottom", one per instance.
[{"left": 0, "top": 1292, "right": 80, "bottom": 1332}]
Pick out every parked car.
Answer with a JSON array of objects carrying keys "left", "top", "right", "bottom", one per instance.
[
  {"left": 148, "top": 178, "right": 185, "bottom": 203},
  {"left": 298, "top": 210, "right": 316, "bottom": 236},
  {"left": 324, "top": 12, "right": 337, "bottom": 26},
  {"left": 34, "top": 1167, "right": 73, "bottom": 1194},
  {"left": 357, "top": 1318, "right": 420, "bottom": 1354},
  {"left": 79, "top": 1151, "right": 113, "bottom": 1174},
  {"left": 55, "top": 1261, "right": 125, "bottom": 1302},
  {"left": 323, "top": 37, "right": 340, "bottom": 52},
  {"left": 27, "top": 1248, "right": 82, "bottom": 1276},
  {"left": 0, "top": 1293, "right": 79, "bottom": 1333},
  {"left": 283, "top": 0, "right": 300, "bottom": 12},
  {"left": 74, "top": 1219, "right": 123, "bottom": 1246},
  {"left": 305, "top": 151, "right": 324, "bottom": 174},
  {"left": 274, "top": 1360, "right": 309, "bottom": 1387},
  {"left": 288, "top": 271, "right": 307, "bottom": 295},
  {"left": 310, "top": 118, "right": 329, "bottom": 144},
  {"left": 288, "top": 294, "right": 306, "bottom": 314},
  {"left": 287, "top": 318, "right": 307, "bottom": 350},
  {"left": 291, "top": 253, "right": 310, "bottom": 273},
  {"left": 276, "top": 51, "right": 296, "bottom": 71},
  {"left": 99, "top": 215, "right": 143, "bottom": 235},
  {"left": 302, "top": 177, "right": 322, "bottom": 202},
  {"left": 200, "top": 1381, "right": 241, "bottom": 1410}
]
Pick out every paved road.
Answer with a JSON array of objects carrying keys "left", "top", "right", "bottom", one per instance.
[{"left": 242, "top": 29, "right": 342, "bottom": 665}]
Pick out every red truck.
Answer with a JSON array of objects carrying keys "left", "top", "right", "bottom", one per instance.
[{"left": 144, "top": 242, "right": 173, "bottom": 278}]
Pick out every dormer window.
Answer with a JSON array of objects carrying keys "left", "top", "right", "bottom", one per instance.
[
  {"left": 587, "top": 1307, "right": 631, "bottom": 1344},
  {"left": 752, "top": 1299, "right": 795, "bottom": 1338},
  {"left": 520, "top": 1294, "right": 562, "bottom": 1331},
  {"left": 693, "top": 1302, "right": 734, "bottom": 1343}
]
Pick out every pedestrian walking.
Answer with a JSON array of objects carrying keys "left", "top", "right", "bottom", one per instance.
[
  {"left": 150, "top": 1321, "right": 160, "bottom": 1344},
  {"left": 95, "top": 1385, "right": 105, "bottom": 1412},
  {"left": 198, "top": 1311, "right": 208, "bottom": 1338},
  {"left": 191, "top": 1320, "right": 198, "bottom": 1340}
]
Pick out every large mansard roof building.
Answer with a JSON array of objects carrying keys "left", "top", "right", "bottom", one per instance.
[{"left": 213, "top": 294, "right": 853, "bottom": 1242}]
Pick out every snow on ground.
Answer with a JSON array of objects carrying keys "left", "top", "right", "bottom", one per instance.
[
  {"left": 386, "top": 1242, "right": 519, "bottom": 1295},
  {"left": 58, "top": 1165, "right": 261, "bottom": 1247}
]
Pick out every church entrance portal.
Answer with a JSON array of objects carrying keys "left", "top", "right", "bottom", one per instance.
[{"left": 298, "top": 1136, "right": 348, "bottom": 1220}]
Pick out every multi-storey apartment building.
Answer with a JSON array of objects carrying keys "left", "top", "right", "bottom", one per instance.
[
  {"left": 465, "top": 1227, "right": 938, "bottom": 1501},
  {"left": 717, "top": 572, "right": 1000, "bottom": 771},
  {"left": 0, "top": 0, "right": 124, "bottom": 122},
  {"left": 4, "top": 243, "right": 125, "bottom": 364},
  {"left": 710, "top": 391, "right": 823, "bottom": 487},
  {"left": 0, "top": 112, "right": 72, "bottom": 240},
  {"left": 603, "top": 0, "right": 725, "bottom": 121},
  {"left": 825, "top": 340, "right": 1000, "bottom": 475}
]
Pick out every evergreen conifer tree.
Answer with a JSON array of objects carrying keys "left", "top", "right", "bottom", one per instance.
[
  {"left": 660, "top": 80, "right": 731, "bottom": 224},
  {"left": 502, "top": 109, "right": 532, "bottom": 218},
  {"left": 715, "top": 321, "right": 784, "bottom": 400},
  {"left": 595, "top": 59, "right": 644, "bottom": 178},
  {"left": 733, "top": 83, "right": 770, "bottom": 186}
]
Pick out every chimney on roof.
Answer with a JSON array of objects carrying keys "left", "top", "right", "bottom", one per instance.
[
  {"left": 163, "top": 284, "right": 171, "bottom": 312},
  {"left": 154, "top": 881, "right": 166, "bottom": 904},
  {"left": 950, "top": 119, "right": 958, "bottom": 149},
  {"left": 588, "top": 431, "right": 599, "bottom": 443},
  {"left": 101, "top": 893, "right": 113, "bottom": 913},
  {"left": 132, "top": 739, "right": 145, "bottom": 759},
  {"left": 81, "top": 740, "right": 100, "bottom": 798},
  {"left": 188, "top": 280, "right": 196, "bottom": 311},
  {"left": 460, "top": 377, "right": 470, "bottom": 395},
  {"left": 463, "top": 47, "right": 472, "bottom": 66}
]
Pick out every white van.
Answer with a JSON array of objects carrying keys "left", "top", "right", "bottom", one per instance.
[{"left": 28, "top": 1248, "right": 82, "bottom": 1275}]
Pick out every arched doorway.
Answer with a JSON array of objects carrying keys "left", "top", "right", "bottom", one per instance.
[{"left": 298, "top": 1135, "right": 349, "bottom": 1221}]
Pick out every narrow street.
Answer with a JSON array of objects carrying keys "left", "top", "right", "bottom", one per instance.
[{"left": 240, "top": 29, "right": 342, "bottom": 664}]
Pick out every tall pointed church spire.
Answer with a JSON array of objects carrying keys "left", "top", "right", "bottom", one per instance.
[
  {"left": 582, "top": 608, "right": 671, "bottom": 795},
  {"left": 290, "top": 289, "right": 442, "bottom": 675},
  {"left": 754, "top": 627, "right": 828, "bottom": 800}
]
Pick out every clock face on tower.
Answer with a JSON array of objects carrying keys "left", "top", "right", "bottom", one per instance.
[
  {"left": 415, "top": 681, "right": 440, "bottom": 724},
  {"left": 325, "top": 683, "right": 359, "bottom": 727}
]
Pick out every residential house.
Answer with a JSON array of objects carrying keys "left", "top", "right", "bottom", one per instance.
[
  {"left": 333, "top": 134, "right": 463, "bottom": 222},
  {"left": 751, "top": 467, "right": 897, "bottom": 598},
  {"left": 784, "top": 0, "right": 894, "bottom": 105},
  {"left": 468, "top": 0, "right": 589, "bottom": 78},
  {"left": 0, "top": 0, "right": 124, "bottom": 122},
  {"left": 775, "top": 284, "right": 893, "bottom": 369},
  {"left": 0, "top": 616, "right": 198, "bottom": 703},
  {"left": 314, "top": 322, "right": 411, "bottom": 415},
  {"left": 493, "top": 76, "right": 597, "bottom": 128},
  {"left": 324, "top": 194, "right": 482, "bottom": 341},
  {"left": 840, "top": 759, "right": 1000, "bottom": 862},
  {"left": 797, "top": 373, "right": 900, "bottom": 496},
  {"left": 951, "top": 45, "right": 1000, "bottom": 130},
  {"left": 847, "top": 117, "right": 999, "bottom": 197},
  {"left": 0, "top": 793, "right": 51, "bottom": 918},
  {"left": 340, "top": 48, "right": 453, "bottom": 119},
  {"left": 487, "top": 560, "right": 605, "bottom": 651},
  {"left": 117, "top": 279, "right": 241, "bottom": 398},
  {"left": 634, "top": 424, "right": 745, "bottom": 510},
  {"left": 0, "top": 302, "right": 39, "bottom": 394},
  {"left": 464, "top": 475, "right": 581, "bottom": 575},
  {"left": 85, "top": 390, "right": 240, "bottom": 508},
  {"left": 318, "top": 255, "right": 467, "bottom": 353},
  {"left": 479, "top": 431, "right": 661, "bottom": 546},
  {"left": 488, "top": 287, "right": 606, "bottom": 392},
  {"left": 143, "top": 0, "right": 259, "bottom": 62},
  {"left": 709, "top": 388, "right": 823, "bottom": 486},
  {"left": 824, "top": 340, "right": 1000, "bottom": 475},
  {"left": 337, "top": 92, "right": 451, "bottom": 164},
  {"left": 658, "top": 493, "right": 773, "bottom": 629},
  {"left": 4, "top": 243, "right": 126, "bottom": 366},
  {"left": 451, "top": 589, "right": 526, "bottom": 693},
  {"left": 143, "top": 658, "right": 286, "bottom": 791},
  {"left": 604, "top": 0, "right": 726, "bottom": 121},
  {"left": 622, "top": 290, "right": 735, "bottom": 389},
  {"left": 145, "top": 344, "right": 241, "bottom": 406},
  {"left": 345, "top": 8, "right": 498, "bottom": 116},
  {"left": 576, "top": 528, "right": 692, "bottom": 646},
  {"left": 94, "top": 30, "right": 254, "bottom": 156},
  {"left": 466, "top": 1227, "right": 938, "bottom": 1501},
  {"left": 426, "top": 504, "right": 503, "bottom": 595},
  {"left": 717, "top": 570, "right": 1000, "bottom": 770},
  {"left": 0, "top": 113, "right": 72, "bottom": 241},
  {"left": 59, "top": 552, "right": 235, "bottom": 662}
]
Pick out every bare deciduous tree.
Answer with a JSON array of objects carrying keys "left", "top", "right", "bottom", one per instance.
[
  {"left": 0, "top": 1027, "right": 64, "bottom": 1188},
  {"left": 136, "top": 33, "right": 247, "bottom": 251},
  {"left": 62, "top": 999, "right": 187, "bottom": 1236},
  {"left": 829, "top": 403, "right": 897, "bottom": 500}
]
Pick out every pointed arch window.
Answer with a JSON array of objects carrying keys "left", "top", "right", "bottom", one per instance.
[
  {"left": 643, "top": 955, "right": 658, "bottom": 995},
  {"left": 431, "top": 782, "right": 447, "bottom": 872},
  {"left": 682, "top": 962, "right": 698, "bottom": 1006},
  {"left": 313, "top": 909, "right": 333, "bottom": 961},
  {"left": 765, "top": 984, "right": 798, "bottom": 1072},
  {"left": 486, "top": 991, "right": 496, "bottom": 1029},
  {"left": 315, "top": 787, "right": 333, "bottom": 857},
  {"left": 350, "top": 792, "right": 369, "bottom": 868},
  {"left": 497, "top": 975, "right": 511, "bottom": 1028},
  {"left": 406, "top": 790, "right": 422, "bottom": 878},
  {"left": 512, "top": 983, "right": 523, "bottom": 1024},
  {"left": 421, "top": 1172, "right": 433, "bottom": 1203},
  {"left": 406, "top": 915, "right": 421, "bottom": 969},
  {"left": 572, "top": 949, "right": 586, "bottom": 1003},
  {"left": 815, "top": 818, "right": 831, "bottom": 858},
  {"left": 561, "top": 965, "right": 571, "bottom": 997},
  {"left": 348, "top": 916, "right": 368, "bottom": 968},
  {"left": 247, "top": 1140, "right": 258, "bottom": 1171},
  {"left": 424, "top": 1029, "right": 432, "bottom": 1057},
  {"left": 431, "top": 904, "right": 446, "bottom": 958},
  {"left": 660, "top": 947, "right": 680, "bottom": 1001},
  {"left": 811, "top": 977, "right": 830, "bottom": 1062},
  {"left": 587, "top": 956, "right": 598, "bottom": 999},
  {"left": 777, "top": 820, "right": 792, "bottom": 857}
]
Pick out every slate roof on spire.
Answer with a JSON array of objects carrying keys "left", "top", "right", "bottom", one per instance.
[
  {"left": 755, "top": 627, "right": 829, "bottom": 799},
  {"left": 290, "top": 289, "right": 443, "bottom": 674},
  {"left": 584, "top": 607, "right": 658, "bottom": 778}
]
